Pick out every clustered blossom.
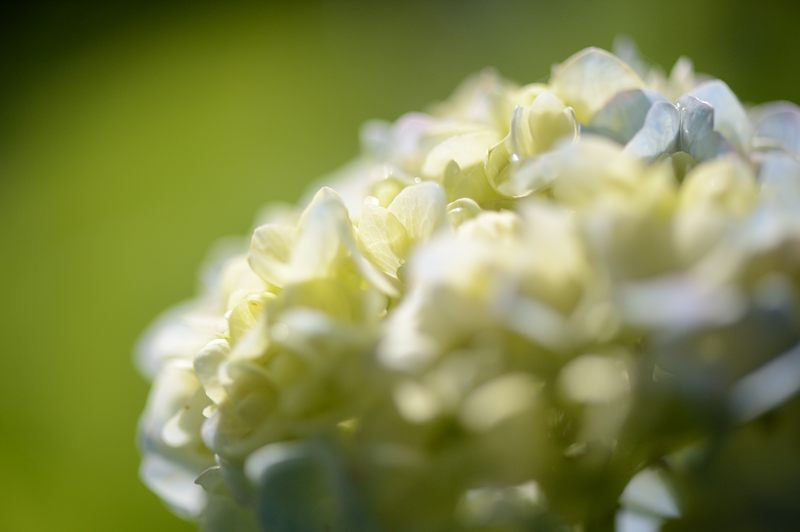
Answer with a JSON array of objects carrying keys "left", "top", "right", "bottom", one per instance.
[{"left": 138, "top": 45, "right": 800, "bottom": 531}]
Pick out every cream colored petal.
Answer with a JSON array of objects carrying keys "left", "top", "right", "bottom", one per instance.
[
  {"left": 422, "top": 130, "right": 501, "bottom": 179},
  {"left": 446, "top": 198, "right": 482, "bottom": 227},
  {"left": 287, "top": 187, "right": 352, "bottom": 282},
  {"left": 550, "top": 47, "right": 643, "bottom": 123},
  {"left": 387, "top": 181, "right": 448, "bottom": 241},
  {"left": 217, "top": 360, "right": 278, "bottom": 439},
  {"left": 248, "top": 223, "right": 294, "bottom": 287},
  {"left": 136, "top": 302, "right": 226, "bottom": 378},
  {"left": 194, "top": 338, "right": 231, "bottom": 405},
  {"left": 138, "top": 360, "right": 213, "bottom": 517},
  {"left": 393, "top": 380, "right": 441, "bottom": 423},
  {"left": 558, "top": 354, "right": 630, "bottom": 404},
  {"left": 226, "top": 293, "right": 268, "bottom": 344},
  {"left": 460, "top": 373, "right": 542, "bottom": 432},
  {"left": 679, "top": 156, "right": 758, "bottom": 214},
  {"left": 513, "top": 137, "right": 644, "bottom": 206},
  {"left": 520, "top": 91, "right": 578, "bottom": 157},
  {"left": 357, "top": 204, "right": 409, "bottom": 276},
  {"left": 219, "top": 254, "right": 266, "bottom": 306}
]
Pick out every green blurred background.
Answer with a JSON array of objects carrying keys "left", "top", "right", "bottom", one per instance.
[{"left": 0, "top": 1, "right": 798, "bottom": 530}]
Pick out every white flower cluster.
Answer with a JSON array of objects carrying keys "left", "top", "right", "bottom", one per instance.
[{"left": 138, "top": 46, "right": 800, "bottom": 531}]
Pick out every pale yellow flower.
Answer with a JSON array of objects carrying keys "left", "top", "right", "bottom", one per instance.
[{"left": 138, "top": 45, "right": 800, "bottom": 531}]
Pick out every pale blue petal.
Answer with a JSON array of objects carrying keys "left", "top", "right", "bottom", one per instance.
[
  {"left": 752, "top": 102, "right": 800, "bottom": 155},
  {"left": 589, "top": 89, "right": 666, "bottom": 144},
  {"left": 758, "top": 152, "right": 800, "bottom": 207},
  {"left": 624, "top": 101, "right": 680, "bottom": 161},
  {"left": 246, "top": 442, "right": 376, "bottom": 532},
  {"left": 677, "top": 95, "right": 734, "bottom": 161},
  {"left": 687, "top": 80, "right": 751, "bottom": 150}
]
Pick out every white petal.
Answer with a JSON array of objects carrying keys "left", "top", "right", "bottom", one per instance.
[
  {"left": 140, "top": 453, "right": 208, "bottom": 518},
  {"left": 136, "top": 302, "right": 225, "bottom": 378}
]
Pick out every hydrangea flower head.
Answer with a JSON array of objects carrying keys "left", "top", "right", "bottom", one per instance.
[{"left": 138, "top": 45, "right": 800, "bottom": 531}]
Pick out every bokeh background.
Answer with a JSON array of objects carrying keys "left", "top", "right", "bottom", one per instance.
[{"left": 1, "top": 0, "right": 798, "bottom": 530}]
